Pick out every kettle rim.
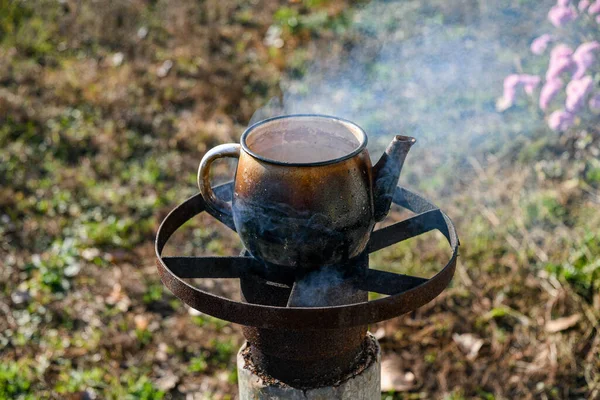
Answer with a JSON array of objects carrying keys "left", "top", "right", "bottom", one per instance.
[{"left": 240, "top": 113, "right": 368, "bottom": 167}]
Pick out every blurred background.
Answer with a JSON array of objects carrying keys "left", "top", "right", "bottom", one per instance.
[{"left": 1, "top": 0, "right": 599, "bottom": 398}]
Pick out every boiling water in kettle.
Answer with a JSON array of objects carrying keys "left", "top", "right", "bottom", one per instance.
[{"left": 250, "top": 129, "right": 360, "bottom": 164}]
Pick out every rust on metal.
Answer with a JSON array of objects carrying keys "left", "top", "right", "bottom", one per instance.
[
  {"left": 237, "top": 252, "right": 370, "bottom": 383},
  {"left": 155, "top": 182, "right": 458, "bottom": 330},
  {"left": 196, "top": 114, "right": 416, "bottom": 269},
  {"left": 156, "top": 181, "right": 458, "bottom": 385}
]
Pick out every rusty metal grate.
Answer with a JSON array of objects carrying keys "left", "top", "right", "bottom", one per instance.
[
  {"left": 155, "top": 182, "right": 458, "bottom": 329},
  {"left": 155, "top": 182, "right": 458, "bottom": 385}
]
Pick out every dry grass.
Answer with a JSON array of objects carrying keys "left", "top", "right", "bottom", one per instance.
[{"left": 1, "top": 0, "right": 599, "bottom": 399}]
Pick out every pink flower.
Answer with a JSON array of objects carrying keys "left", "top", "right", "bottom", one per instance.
[
  {"left": 531, "top": 34, "right": 554, "bottom": 55},
  {"left": 550, "top": 44, "right": 573, "bottom": 61},
  {"left": 500, "top": 74, "right": 520, "bottom": 108},
  {"left": 498, "top": 74, "right": 542, "bottom": 110},
  {"left": 579, "top": 0, "right": 591, "bottom": 10},
  {"left": 566, "top": 76, "right": 594, "bottom": 112},
  {"left": 558, "top": 0, "right": 571, "bottom": 5},
  {"left": 572, "top": 64, "right": 589, "bottom": 80},
  {"left": 589, "top": 93, "right": 600, "bottom": 111},
  {"left": 521, "top": 75, "right": 542, "bottom": 95},
  {"left": 547, "top": 110, "right": 575, "bottom": 131},
  {"left": 546, "top": 56, "right": 574, "bottom": 80},
  {"left": 572, "top": 41, "right": 600, "bottom": 78},
  {"left": 539, "top": 79, "right": 564, "bottom": 110},
  {"left": 548, "top": 5, "right": 578, "bottom": 27},
  {"left": 575, "top": 41, "right": 600, "bottom": 55},
  {"left": 504, "top": 74, "right": 521, "bottom": 88},
  {"left": 589, "top": 0, "right": 600, "bottom": 14}
]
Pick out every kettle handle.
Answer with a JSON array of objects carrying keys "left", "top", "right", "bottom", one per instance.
[{"left": 197, "top": 143, "right": 240, "bottom": 219}]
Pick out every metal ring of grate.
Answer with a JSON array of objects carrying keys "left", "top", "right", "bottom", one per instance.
[{"left": 155, "top": 182, "right": 458, "bottom": 330}]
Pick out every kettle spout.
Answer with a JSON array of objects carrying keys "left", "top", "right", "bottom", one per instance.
[{"left": 373, "top": 135, "right": 416, "bottom": 222}]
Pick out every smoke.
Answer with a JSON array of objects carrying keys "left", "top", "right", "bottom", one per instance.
[
  {"left": 286, "top": 264, "right": 367, "bottom": 307},
  {"left": 286, "top": 266, "right": 345, "bottom": 307},
  {"left": 251, "top": 1, "right": 549, "bottom": 166},
  {"left": 239, "top": 1, "right": 562, "bottom": 303}
]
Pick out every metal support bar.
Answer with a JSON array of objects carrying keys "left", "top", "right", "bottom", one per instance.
[
  {"left": 162, "top": 256, "right": 250, "bottom": 279},
  {"left": 368, "top": 208, "right": 443, "bottom": 253},
  {"left": 357, "top": 269, "right": 428, "bottom": 295},
  {"left": 155, "top": 183, "right": 458, "bottom": 330}
]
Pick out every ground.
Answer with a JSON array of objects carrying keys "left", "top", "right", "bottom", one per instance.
[{"left": 0, "top": 0, "right": 599, "bottom": 399}]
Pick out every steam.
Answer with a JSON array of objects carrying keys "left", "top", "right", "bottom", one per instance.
[
  {"left": 243, "top": 1, "right": 558, "bottom": 303},
  {"left": 286, "top": 265, "right": 366, "bottom": 307},
  {"left": 252, "top": 1, "right": 549, "bottom": 162},
  {"left": 286, "top": 266, "right": 345, "bottom": 307}
]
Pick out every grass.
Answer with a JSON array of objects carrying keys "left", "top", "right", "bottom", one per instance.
[
  {"left": 0, "top": 0, "right": 598, "bottom": 398},
  {"left": 0, "top": 361, "right": 36, "bottom": 400}
]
